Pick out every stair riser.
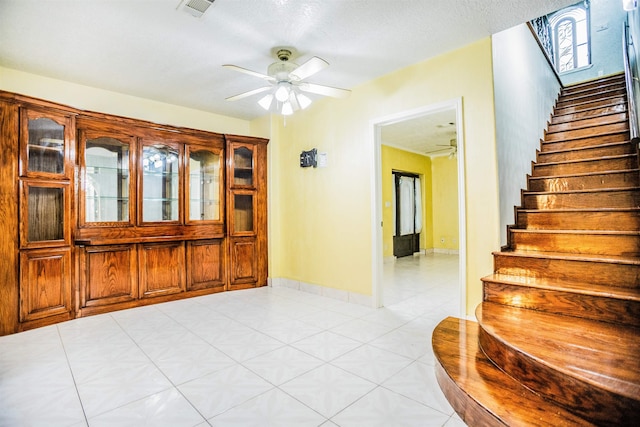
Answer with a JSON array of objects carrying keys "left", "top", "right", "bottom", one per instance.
[
  {"left": 557, "top": 88, "right": 627, "bottom": 109},
  {"left": 478, "top": 327, "right": 637, "bottom": 426},
  {"left": 509, "top": 232, "right": 640, "bottom": 256},
  {"left": 559, "top": 86, "right": 626, "bottom": 105},
  {"left": 493, "top": 254, "right": 640, "bottom": 288},
  {"left": 554, "top": 96, "right": 626, "bottom": 116},
  {"left": 551, "top": 103, "right": 626, "bottom": 124},
  {"left": 532, "top": 157, "right": 638, "bottom": 176},
  {"left": 542, "top": 132, "right": 629, "bottom": 151},
  {"left": 483, "top": 282, "right": 640, "bottom": 326},
  {"left": 516, "top": 210, "right": 640, "bottom": 231},
  {"left": 547, "top": 112, "right": 627, "bottom": 133},
  {"left": 537, "top": 143, "right": 635, "bottom": 163},
  {"left": 522, "top": 190, "right": 640, "bottom": 210},
  {"left": 528, "top": 171, "right": 639, "bottom": 191},
  {"left": 563, "top": 76, "right": 624, "bottom": 92},
  {"left": 545, "top": 122, "right": 629, "bottom": 142}
]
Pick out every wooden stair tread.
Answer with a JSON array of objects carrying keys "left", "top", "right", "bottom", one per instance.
[
  {"left": 511, "top": 228, "right": 640, "bottom": 236},
  {"left": 477, "top": 302, "right": 640, "bottom": 400},
  {"left": 523, "top": 186, "right": 640, "bottom": 195},
  {"left": 482, "top": 273, "right": 640, "bottom": 301},
  {"left": 534, "top": 153, "right": 636, "bottom": 165},
  {"left": 543, "top": 129, "right": 629, "bottom": 143},
  {"left": 493, "top": 249, "right": 640, "bottom": 265},
  {"left": 539, "top": 140, "right": 632, "bottom": 155},
  {"left": 432, "top": 317, "right": 595, "bottom": 427},
  {"left": 527, "top": 168, "right": 640, "bottom": 180}
]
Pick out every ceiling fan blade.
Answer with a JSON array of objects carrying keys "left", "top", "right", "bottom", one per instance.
[
  {"left": 298, "top": 82, "right": 351, "bottom": 99},
  {"left": 226, "top": 86, "right": 272, "bottom": 101},
  {"left": 223, "top": 64, "right": 275, "bottom": 81},
  {"left": 290, "top": 56, "right": 328, "bottom": 81}
]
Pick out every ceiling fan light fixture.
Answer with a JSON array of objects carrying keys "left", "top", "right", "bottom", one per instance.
[
  {"left": 275, "top": 82, "right": 291, "bottom": 102},
  {"left": 281, "top": 101, "right": 294, "bottom": 116},
  {"left": 258, "top": 94, "right": 273, "bottom": 110},
  {"left": 296, "top": 92, "right": 312, "bottom": 109}
]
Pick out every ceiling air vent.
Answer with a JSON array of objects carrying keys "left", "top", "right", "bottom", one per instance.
[{"left": 178, "top": 0, "right": 215, "bottom": 18}]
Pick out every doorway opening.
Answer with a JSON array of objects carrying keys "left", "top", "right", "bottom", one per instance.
[
  {"left": 392, "top": 171, "right": 422, "bottom": 258},
  {"left": 371, "top": 98, "right": 466, "bottom": 314}
]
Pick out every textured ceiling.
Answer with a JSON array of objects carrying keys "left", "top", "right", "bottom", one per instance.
[{"left": 0, "top": 0, "right": 575, "bottom": 149}]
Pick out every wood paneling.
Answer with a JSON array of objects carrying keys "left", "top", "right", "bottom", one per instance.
[
  {"left": 138, "top": 242, "right": 185, "bottom": 298},
  {"left": 79, "top": 245, "right": 137, "bottom": 307},
  {"left": 19, "top": 247, "right": 72, "bottom": 322},
  {"left": 186, "top": 239, "right": 225, "bottom": 291},
  {"left": 0, "top": 102, "right": 20, "bottom": 335}
]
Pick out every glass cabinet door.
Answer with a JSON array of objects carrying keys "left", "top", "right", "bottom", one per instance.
[
  {"left": 187, "top": 147, "right": 222, "bottom": 223},
  {"left": 141, "top": 143, "right": 181, "bottom": 222},
  {"left": 82, "top": 135, "right": 133, "bottom": 225},
  {"left": 231, "top": 192, "right": 255, "bottom": 234},
  {"left": 231, "top": 145, "right": 254, "bottom": 188},
  {"left": 20, "top": 181, "right": 70, "bottom": 248},
  {"left": 20, "top": 109, "right": 71, "bottom": 178}
]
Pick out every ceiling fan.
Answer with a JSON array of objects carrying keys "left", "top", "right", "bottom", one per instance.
[
  {"left": 223, "top": 48, "right": 351, "bottom": 115},
  {"left": 426, "top": 138, "right": 458, "bottom": 157}
]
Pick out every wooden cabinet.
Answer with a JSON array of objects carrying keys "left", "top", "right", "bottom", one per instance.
[
  {"left": 0, "top": 91, "right": 268, "bottom": 335},
  {"left": 16, "top": 106, "right": 75, "bottom": 330},
  {"left": 226, "top": 135, "right": 268, "bottom": 289}
]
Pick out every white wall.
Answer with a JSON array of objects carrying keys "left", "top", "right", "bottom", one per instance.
[{"left": 492, "top": 24, "right": 562, "bottom": 246}]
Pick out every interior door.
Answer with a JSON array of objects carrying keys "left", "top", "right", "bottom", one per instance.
[{"left": 393, "top": 172, "right": 421, "bottom": 257}]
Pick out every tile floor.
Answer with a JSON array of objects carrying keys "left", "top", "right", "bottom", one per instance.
[{"left": 0, "top": 253, "right": 465, "bottom": 426}]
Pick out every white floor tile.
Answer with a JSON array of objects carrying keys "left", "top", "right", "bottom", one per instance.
[
  {"left": 209, "top": 388, "right": 326, "bottom": 426},
  {"left": 280, "top": 364, "right": 376, "bottom": 418},
  {"left": 178, "top": 364, "right": 273, "bottom": 419},
  {"left": 331, "top": 386, "right": 451, "bottom": 427},
  {"left": 330, "top": 344, "right": 413, "bottom": 384},
  {"left": 242, "top": 345, "right": 324, "bottom": 385},
  {"left": 382, "top": 361, "right": 455, "bottom": 416},
  {"left": 76, "top": 362, "right": 172, "bottom": 418},
  {"left": 291, "top": 331, "right": 362, "bottom": 361},
  {"left": 88, "top": 388, "right": 205, "bottom": 427}
]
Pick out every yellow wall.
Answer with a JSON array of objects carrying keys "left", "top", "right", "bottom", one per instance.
[
  {"left": 431, "top": 155, "right": 459, "bottom": 251},
  {"left": 270, "top": 38, "right": 500, "bottom": 315},
  {"left": 380, "top": 145, "right": 432, "bottom": 258},
  {"left": 0, "top": 66, "right": 251, "bottom": 135}
]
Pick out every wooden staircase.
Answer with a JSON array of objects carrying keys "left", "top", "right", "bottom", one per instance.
[{"left": 432, "top": 73, "right": 640, "bottom": 426}]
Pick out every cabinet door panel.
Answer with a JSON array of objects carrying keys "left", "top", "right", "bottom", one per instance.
[
  {"left": 229, "top": 238, "right": 257, "bottom": 286},
  {"left": 139, "top": 242, "right": 185, "bottom": 298},
  {"left": 80, "top": 245, "right": 137, "bottom": 307},
  {"left": 19, "top": 248, "right": 71, "bottom": 322},
  {"left": 187, "top": 240, "right": 225, "bottom": 291},
  {"left": 19, "top": 108, "right": 73, "bottom": 179},
  {"left": 20, "top": 180, "right": 71, "bottom": 248}
]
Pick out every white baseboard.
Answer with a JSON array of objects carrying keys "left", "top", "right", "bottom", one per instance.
[{"left": 269, "top": 277, "right": 373, "bottom": 307}]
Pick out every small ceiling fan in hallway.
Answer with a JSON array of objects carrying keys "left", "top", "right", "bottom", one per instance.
[{"left": 224, "top": 48, "right": 351, "bottom": 115}]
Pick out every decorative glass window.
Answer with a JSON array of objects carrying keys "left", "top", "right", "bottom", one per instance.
[{"left": 549, "top": 2, "right": 590, "bottom": 73}]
